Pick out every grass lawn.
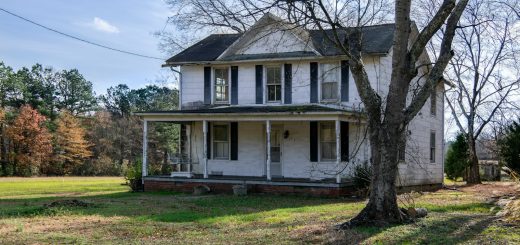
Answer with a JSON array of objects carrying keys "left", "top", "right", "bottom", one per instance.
[{"left": 0, "top": 177, "right": 518, "bottom": 244}]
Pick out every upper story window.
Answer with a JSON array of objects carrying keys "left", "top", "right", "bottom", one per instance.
[
  {"left": 214, "top": 68, "right": 229, "bottom": 103},
  {"left": 320, "top": 63, "right": 339, "bottom": 101},
  {"left": 266, "top": 66, "right": 282, "bottom": 102},
  {"left": 430, "top": 131, "right": 436, "bottom": 163},
  {"left": 320, "top": 122, "right": 336, "bottom": 161},
  {"left": 430, "top": 89, "right": 437, "bottom": 116}
]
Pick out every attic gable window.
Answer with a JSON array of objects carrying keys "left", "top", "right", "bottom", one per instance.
[
  {"left": 214, "top": 68, "right": 229, "bottom": 103},
  {"left": 320, "top": 63, "right": 339, "bottom": 101},
  {"left": 266, "top": 66, "right": 282, "bottom": 102}
]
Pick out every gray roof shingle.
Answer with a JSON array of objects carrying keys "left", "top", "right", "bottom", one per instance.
[{"left": 165, "top": 24, "right": 395, "bottom": 64}]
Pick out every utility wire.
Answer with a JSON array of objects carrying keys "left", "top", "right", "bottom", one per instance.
[{"left": 0, "top": 7, "right": 165, "bottom": 61}]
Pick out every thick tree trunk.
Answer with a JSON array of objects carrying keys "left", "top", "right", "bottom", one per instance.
[
  {"left": 339, "top": 124, "right": 405, "bottom": 228},
  {"left": 466, "top": 137, "right": 481, "bottom": 184}
]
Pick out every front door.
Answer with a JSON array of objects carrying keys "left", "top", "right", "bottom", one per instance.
[{"left": 270, "top": 125, "right": 283, "bottom": 177}]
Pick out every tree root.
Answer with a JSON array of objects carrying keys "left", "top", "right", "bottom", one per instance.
[{"left": 336, "top": 207, "right": 426, "bottom": 230}]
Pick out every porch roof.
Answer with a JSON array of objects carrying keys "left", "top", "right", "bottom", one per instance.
[{"left": 135, "top": 104, "right": 359, "bottom": 116}]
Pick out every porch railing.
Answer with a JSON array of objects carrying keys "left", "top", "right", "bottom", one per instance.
[{"left": 168, "top": 153, "right": 196, "bottom": 178}]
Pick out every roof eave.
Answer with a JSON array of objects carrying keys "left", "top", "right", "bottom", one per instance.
[{"left": 161, "top": 52, "right": 390, "bottom": 67}]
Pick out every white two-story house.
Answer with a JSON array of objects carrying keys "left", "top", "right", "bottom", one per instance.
[{"left": 136, "top": 14, "right": 445, "bottom": 196}]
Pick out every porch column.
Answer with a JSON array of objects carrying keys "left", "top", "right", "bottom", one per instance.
[
  {"left": 203, "top": 120, "right": 208, "bottom": 178},
  {"left": 335, "top": 119, "right": 341, "bottom": 183},
  {"left": 266, "top": 120, "right": 271, "bottom": 181},
  {"left": 142, "top": 120, "right": 148, "bottom": 183}
]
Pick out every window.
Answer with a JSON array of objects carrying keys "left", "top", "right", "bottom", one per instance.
[
  {"left": 320, "top": 63, "right": 339, "bottom": 101},
  {"left": 266, "top": 66, "right": 282, "bottom": 102},
  {"left": 430, "top": 88, "right": 436, "bottom": 116},
  {"left": 213, "top": 124, "right": 229, "bottom": 159},
  {"left": 320, "top": 122, "right": 336, "bottom": 161},
  {"left": 430, "top": 131, "right": 436, "bottom": 163},
  {"left": 214, "top": 68, "right": 229, "bottom": 103},
  {"left": 398, "top": 140, "right": 406, "bottom": 161}
]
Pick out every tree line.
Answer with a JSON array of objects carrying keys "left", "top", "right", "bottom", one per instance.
[{"left": 0, "top": 61, "right": 179, "bottom": 176}]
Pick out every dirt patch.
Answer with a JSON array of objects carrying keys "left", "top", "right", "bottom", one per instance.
[
  {"left": 459, "top": 182, "right": 520, "bottom": 199},
  {"left": 44, "top": 199, "right": 95, "bottom": 208}
]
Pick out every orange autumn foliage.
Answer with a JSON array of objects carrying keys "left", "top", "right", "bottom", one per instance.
[
  {"left": 6, "top": 105, "right": 52, "bottom": 176},
  {"left": 55, "top": 110, "right": 92, "bottom": 174}
]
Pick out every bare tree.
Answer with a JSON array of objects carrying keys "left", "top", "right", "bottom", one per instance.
[
  {"left": 425, "top": 0, "right": 520, "bottom": 184},
  {"left": 160, "top": 0, "right": 469, "bottom": 226}
]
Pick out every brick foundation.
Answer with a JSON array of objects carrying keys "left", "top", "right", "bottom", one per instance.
[
  {"left": 144, "top": 179, "right": 353, "bottom": 197},
  {"left": 144, "top": 179, "right": 442, "bottom": 198}
]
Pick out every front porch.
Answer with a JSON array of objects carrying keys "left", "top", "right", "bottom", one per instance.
[
  {"left": 136, "top": 105, "right": 368, "bottom": 194},
  {"left": 143, "top": 174, "right": 355, "bottom": 197}
]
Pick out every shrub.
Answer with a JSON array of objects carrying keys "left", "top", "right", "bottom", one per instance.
[
  {"left": 124, "top": 160, "right": 143, "bottom": 192},
  {"left": 352, "top": 162, "right": 372, "bottom": 190}
]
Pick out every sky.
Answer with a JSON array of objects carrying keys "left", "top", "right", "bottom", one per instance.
[{"left": 0, "top": 0, "right": 174, "bottom": 95}]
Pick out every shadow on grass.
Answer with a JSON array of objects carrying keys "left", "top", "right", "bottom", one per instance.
[
  {"left": 346, "top": 213, "right": 496, "bottom": 244},
  {"left": 0, "top": 191, "right": 355, "bottom": 224}
]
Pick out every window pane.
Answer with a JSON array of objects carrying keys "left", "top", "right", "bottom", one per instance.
[
  {"left": 322, "top": 82, "right": 337, "bottom": 100},
  {"left": 215, "top": 142, "right": 229, "bottom": 159},
  {"left": 268, "top": 85, "right": 276, "bottom": 101},
  {"left": 271, "top": 147, "right": 281, "bottom": 162},
  {"left": 320, "top": 122, "right": 336, "bottom": 161},
  {"left": 321, "top": 63, "right": 338, "bottom": 83},
  {"left": 215, "top": 68, "right": 228, "bottom": 85},
  {"left": 275, "top": 85, "right": 281, "bottom": 101},
  {"left": 321, "top": 142, "right": 337, "bottom": 160},
  {"left": 215, "top": 68, "right": 229, "bottom": 102},
  {"left": 214, "top": 125, "right": 228, "bottom": 141},
  {"left": 320, "top": 63, "right": 339, "bottom": 101},
  {"left": 431, "top": 90, "right": 436, "bottom": 115},
  {"left": 266, "top": 67, "right": 281, "bottom": 84},
  {"left": 320, "top": 122, "right": 335, "bottom": 141}
]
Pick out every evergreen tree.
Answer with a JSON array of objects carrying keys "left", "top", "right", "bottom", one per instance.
[
  {"left": 498, "top": 120, "right": 520, "bottom": 174},
  {"left": 445, "top": 133, "right": 469, "bottom": 180}
]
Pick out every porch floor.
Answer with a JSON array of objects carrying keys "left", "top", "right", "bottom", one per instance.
[{"left": 144, "top": 174, "right": 353, "bottom": 188}]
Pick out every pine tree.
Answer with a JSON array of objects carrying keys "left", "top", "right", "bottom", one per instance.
[
  {"left": 55, "top": 110, "right": 92, "bottom": 174},
  {"left": 445, "top": 133, "right": 470, "bottom": 181},
  {"left": 498, "top": 120, "right": 520, "bottom": 174},
  {"left": 6, "top": 105, "right": 52, "bottom": 176}
]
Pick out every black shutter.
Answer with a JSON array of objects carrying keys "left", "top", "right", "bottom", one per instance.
[
  {"left": 310, "top": 121, "right": 318, "bottom": 162},
  {"left": 310, "top": 62, "right": 318, "bottom": 103},
  {"left": 284, "top": 63, "right": 292, "bottom": 104},
  {"left": 255, "top": 65, "right": 263, "bottom": 104},
  {"left": 341, "top": 60, "right": 349, "bottom": 102},
  {"left": 206, "top": 122, "right": 211, "bottom": 159},
  {"left": 230, "top": 122, "right": 238, "bottom": 160},
  {"left": 231, "top": 66, "right": 238, "bottom": 105},
  {"left": 204, "top": 67, "right": 211, "bottom": 104},
  {"left": 341, "top": 121, "right": 349, "bottom": 161}
]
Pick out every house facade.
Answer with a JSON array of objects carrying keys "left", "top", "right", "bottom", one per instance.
[{"left": 137, "top": 14, "right": 445, "bottom": 196}]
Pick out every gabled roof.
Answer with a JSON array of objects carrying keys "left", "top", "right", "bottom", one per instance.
[
  {"left": 308, "top": 24, "right": 395, "bottom": 56},
  {"left": 165, "top": 34, "right": 241, "bottom": 64},
  {"left": 164, "top": 13, "right": 395, "bottom": 66}
]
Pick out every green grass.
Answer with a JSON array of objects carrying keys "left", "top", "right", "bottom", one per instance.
[{"left": 0, "top": 177, "right": 518, "bottom": 244}]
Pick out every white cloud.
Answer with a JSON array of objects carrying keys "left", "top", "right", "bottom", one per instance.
[{"left": 88, "top": 17, "right": 119, "bottom": 33}]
